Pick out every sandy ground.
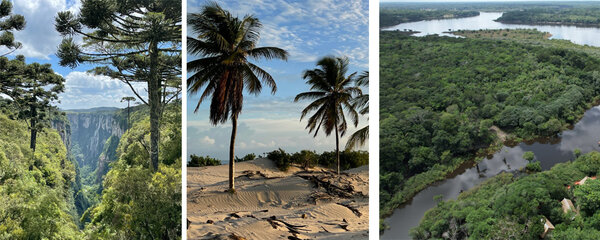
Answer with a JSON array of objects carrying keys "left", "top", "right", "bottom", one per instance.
[{"left": 187, "top": 158, "right": 369, "bottom": 240}]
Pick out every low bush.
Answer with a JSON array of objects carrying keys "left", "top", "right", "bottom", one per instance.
[
  {"left": 291, "top": 150, "right": 319, "bottom": 169},
  {"left": 188, "top": 154, "right": 221, "bottom": 167},
  {"left": 267, "top": 149, "right": 291, "bottom": 171},
  {"left": 235, "top": 153, "right": 256, "bottom": 162}
]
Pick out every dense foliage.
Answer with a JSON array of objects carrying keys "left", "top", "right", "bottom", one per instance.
[
  {"left": 188, "top": 154, "right": 221, "bottom": 167},
  {"left": 0, "top": 111, "right": 79, "bottom": 238},
  {"left": 56, "top": 0, "right": 182, "bottom": 172},
  {"left": 413, "top": 152, "right": 600, "bottom": 239},
  {"left": 266, "top": 149, "right": 369, "bottom": 172},
  {"left": 498, "top": 8, "right": 600, "bottom": 26},
  {"left": 380, "top": 9, "right": 479, "bottom": 28},
  {"left": 82, "top": 104, "right": 182, "bottom": 239},
  {"left": 380, "top": 31, "right": 600, "bottom": 217}
]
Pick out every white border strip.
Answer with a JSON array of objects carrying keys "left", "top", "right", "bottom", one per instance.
[
  {"left": 368, "top": 0, "right": 379, "bottom": 239},
  {"left": 181, "top": 0, "right": 188, "bottom": 238}
]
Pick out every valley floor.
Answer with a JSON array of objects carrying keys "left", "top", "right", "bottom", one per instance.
[{"left": 187, "top": 158, "right": 369, "bottom": 239}]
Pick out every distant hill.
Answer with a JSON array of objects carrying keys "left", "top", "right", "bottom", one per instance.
[{"left": 62, "top": 107, "right": 120, "bottom": 113}]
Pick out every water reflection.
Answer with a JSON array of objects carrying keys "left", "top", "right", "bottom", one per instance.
[
  {"left": 383, "top": 106, "right": 600, "bottom": 239},
  {"left": 384, "top": 12, "right": 600, "bottom": 47}
]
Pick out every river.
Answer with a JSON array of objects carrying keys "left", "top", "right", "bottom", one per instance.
[{"left": 382, "top": 12, "right": 600, "bottom": 240}]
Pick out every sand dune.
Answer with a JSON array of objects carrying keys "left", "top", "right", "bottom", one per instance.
[{"left": 187, "top": 158, "right": 369, "bottom": 239}]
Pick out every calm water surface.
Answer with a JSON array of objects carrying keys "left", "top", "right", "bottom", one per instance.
[
  {"left": 384, "top": 12, "right": 600, "bottom": 47},
  {"left": 382, "top": 12, "right": 600, "bottom": 239}
]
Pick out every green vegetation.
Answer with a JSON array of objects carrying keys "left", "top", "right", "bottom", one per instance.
[
  {"left": 0, "top": 56, "right": 65, "bottom": 153},
  {"left": 82, "top": 104, "right": 181, "bottom": 238},
  {"left": 235, "top": 153, "right": 256, "bottom": 162},
  {"left": 267, "top": 148, "right": 293, "bottom": 171},
  {"left": 0, "top": 0, "right": 24, "bottom": 56},
  {"left": 266, "top": 149, "right": 369, "bottom": 172},
  {"left": 291, "top": 150, "right": 319, "bottom": 169},
  {"left": 380, "top": 30, "right": 600, "bottom": 218},
  {"left": 498, "top": 8, "right": 600, "bottom": 26},
  {"left": 188, "top": 154, "right": 221, "bottom": 167},
  {"left": 187, "top": 2, "right": 288, "bottom": 192},
  {"left": 0, "top": 111, "right": 79, "bottom": 238},
  {"left": 413, "top": 152, "right": 600, "bottom": 239},
  {"left": 56, "top": 0, "right": 182, "bottom": 172},
  {"left": 380, "top": 9, "right": 479, "bottom": 28},
  {"left": 452, "top": 28, "right": 552, "bottom": 41}
]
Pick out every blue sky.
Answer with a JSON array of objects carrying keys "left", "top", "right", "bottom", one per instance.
[
  {"left": 187, "top": 0, "right": 369, "bottom": 161},
  {"left": 7, "top": 0, "right": 144, "bottom": 110}
]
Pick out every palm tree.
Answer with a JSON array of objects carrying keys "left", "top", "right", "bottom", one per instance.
[
  {"left": 187, "top": 2, "right": 288, "bottom": 192},
  {"left": 295, "top": 56, "right": 361, "bottom": 174},
  {"left": 346, "top": 71, "right": 369, "bottom": 150}
]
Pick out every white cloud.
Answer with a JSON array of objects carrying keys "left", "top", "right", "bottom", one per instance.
[
  {"left": 59, "top": 71, "right": 146, "bottom": 110},
  {"left": 10, "top": 0, "right": 81, "bottom": 59},
  {"left": 189, "top": 0, "right": 368, "bottom": 66},
  {"left": 201, "top": 135, "right": 215, "bottom": 145}
]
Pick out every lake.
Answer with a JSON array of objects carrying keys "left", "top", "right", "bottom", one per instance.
[
  {"left": 382, "top": 12, "right": 600, "bottom": 240},
  {"left": 383, "top": 12, "right": 600, "bottom": 47}
]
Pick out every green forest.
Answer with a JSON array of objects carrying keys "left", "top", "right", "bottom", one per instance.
[
  {"left": 379, "top": 30, "right": 600, "bottom": 221},
  {"left": 380, "top": 9, "right": 479, "bottom": 28},
  {"left": 498, "top": 8, "right": 600, "bottom": 26},
  {"left": 0, "top": 0, "right": 182, "bottom": 238},
  {"left": 413, "top": 152, "right": 600, "bottom": 239}
]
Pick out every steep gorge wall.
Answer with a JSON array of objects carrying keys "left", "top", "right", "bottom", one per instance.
[{"left": 68, "top": 111, "right": 125, "bottom": 169}]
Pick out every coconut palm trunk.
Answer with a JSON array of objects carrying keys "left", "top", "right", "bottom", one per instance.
[
  {"left": 188, "top": 3, "right": 288, "bottom": 192},
  {"left": 229, "top": 114, "right": 237, "bottom": 191},
  {"left": 335, "top": 121, "right": 340, "bottom": 174}
]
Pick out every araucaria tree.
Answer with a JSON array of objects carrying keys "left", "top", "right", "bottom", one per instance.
[
  {"left": 121, "top": 96, "right": 136, "bottom": 131},
  {"left": 187, "top": 2, "right": 288, "bottom": 192},
  {"left": 295, "top": 56, "right": 361, "bottom": 174},
  {"left": 55, "top": 0, "right": 182, "bottom": 172},
  {"left": 0, "top": 0, "right": 25, "bottom": 56},
  {"left": 1, "top": 56, "right": 65, "bottom": 152}
]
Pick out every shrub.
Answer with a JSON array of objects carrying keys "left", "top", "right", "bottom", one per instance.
[
  {"left": 526, "top": 162, "right": 541, "bottom": 172},
  {"left": 235, "top": 153, "right": 256, "bottom": 162},
  {"left": 187, "top": 154, "right": 220, "bottom": 167},
  {"left": 523, "top": 151, "right": 535, "bottom": 162},
  {"left": 291, "top": 150, "right": 319, "bottom": 169},
  {"left": 267, "top": 149, "right": 291, "bottom": 171},
  {"left": 319, "top": 150, "right": 369, "bottom": 170}
]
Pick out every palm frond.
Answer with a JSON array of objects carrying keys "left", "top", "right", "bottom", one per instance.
[{"left": 345, "top": 125, "right": 368, "bottom": 150}]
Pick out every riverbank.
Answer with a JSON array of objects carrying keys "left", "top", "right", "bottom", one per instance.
[
  {"left": 187, "top": 158, "right": 369, "bottom": 239},
  {"left": 413, "top": 151, "right": 600, "bottom": 239},
  {"left": 380, "top": 28, "right": 600, "bottom": 234}
]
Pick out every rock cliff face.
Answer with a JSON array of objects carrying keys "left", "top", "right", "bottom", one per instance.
[
  {"left": 51, "top": 118, "right": 71, "bottom": 151},
  {"left": 67, "top": 110, "right": 125, "bottom": 169}
]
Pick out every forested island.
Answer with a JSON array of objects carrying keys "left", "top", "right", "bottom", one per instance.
[
  {"left": 380, "top": 9, "right": 479, "bottom": 28},
  {"left": 413, "top": 152, "right": 600, "bottom": 239},
  {"left": 497, "top": 8, "right": 600, "bottom": 26},
  {"left": 379, "top": 29, "right": 600, "bottom": 223}
]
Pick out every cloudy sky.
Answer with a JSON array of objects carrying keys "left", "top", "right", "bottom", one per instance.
[
  {"left": 7, "top": 0, "right": 143, "bottom": 110},
  {"left": 187, "top": 0, "right": 369, "bottom": 161}
]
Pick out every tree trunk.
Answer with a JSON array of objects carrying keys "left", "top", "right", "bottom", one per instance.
[
  {"left": 335, "top": 123, "right": 340, "bottom": 175},
  {"left": 229, "top": 115, "right": 238, "bottom": 192},
  {"left": 127, "top": 102, "right": 130, "bottom": 131},
  {"left": 29, "top": 105, "right": 37, "bottom": 153},
  {"left": 149, "top": 40, "right": 160, "bottom": 172}
]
